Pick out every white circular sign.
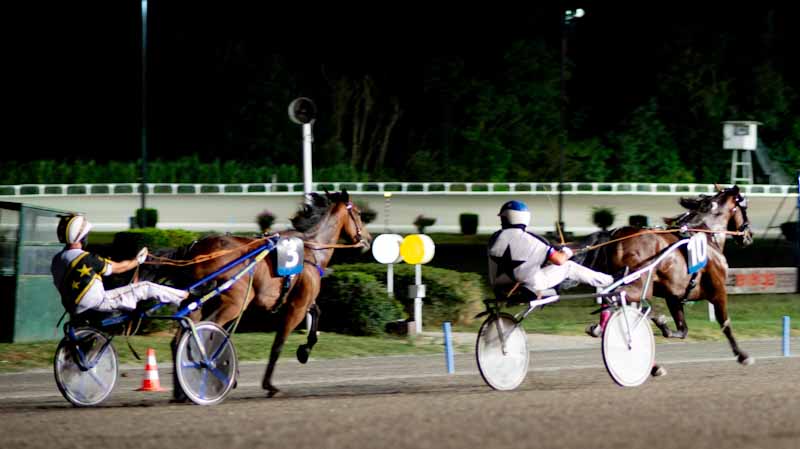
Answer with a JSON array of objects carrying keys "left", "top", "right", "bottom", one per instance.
[{"left": 372, "top": 234, "right": 403, "bottom": 264}]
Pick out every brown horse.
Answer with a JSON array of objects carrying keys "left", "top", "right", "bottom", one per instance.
[
  {"left": 579, "top": 185, "right": 754, "bottom": 365},
  {"left": 171, "top": 190, "right": 372, "bottom": 397}
]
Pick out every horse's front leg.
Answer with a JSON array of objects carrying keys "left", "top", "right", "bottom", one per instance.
[
  {"left": 262, "top": 299, "right": 310, "bottom": 396},
  {"left": 297, "top": 303, "right": 320, "bottom": 364},
  {"left": 712, "top": 297, "right": 754, "bottom": 365},
  {"left": 653, "top": 296, "right": 688, "bottom": 338}
]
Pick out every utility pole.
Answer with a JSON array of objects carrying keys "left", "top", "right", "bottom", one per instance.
[
  {"left": 558, "top": 8, "right": 585, "bottom": 235},
  {"left": 139, "top": 0, "right": 148, "bottom": 226}
]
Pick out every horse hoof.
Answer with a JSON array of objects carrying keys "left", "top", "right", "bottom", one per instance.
[
  {"left": 651, "top": 365, "right": 667, "bottom": 377},
  {"left": 738, "top": 354, "right": 755, "bottom": 366},
  {"left": 266, "top": 387, "right": 280, "bottom": 398},
  {"left": 297, "top": 345, "right": 310, "bottom": 364},
  {"left": 170, "top": 395, "right": 190, "bottom": 404},
  {"left": 585, "top": 323, "right": 602, "bottom": 338}
]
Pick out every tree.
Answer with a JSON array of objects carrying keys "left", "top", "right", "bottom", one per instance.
[
  {"left": 656, "top": 48, "right": 735, "bottom": 183},
  {"left": 322, "top": 73, "right": 404, "bottom": 175},
  {"left": 751, "top": 63, "right": 799, "bottom": 175},
  {"left": 611, "top": 98, "right": 694, "bottom": 182},
  {"left": 459, "top": 40, "right": 561, "bottom": 181}
]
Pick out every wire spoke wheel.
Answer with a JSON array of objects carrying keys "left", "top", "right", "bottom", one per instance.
[
  {"left": 54, "top": 328, "right": 118, "bottom": 407},
  {"left": 175, "top": 322, "right": 237, "bottom": 405}
]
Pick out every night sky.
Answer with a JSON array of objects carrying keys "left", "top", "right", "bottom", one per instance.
[{"left": 11, "top": 1, "right": 800, "bottom": 163}]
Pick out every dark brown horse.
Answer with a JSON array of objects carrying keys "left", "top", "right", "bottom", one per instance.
[
  {"left": 579, "top": 185, "right": 754, "bottom": 365},
  {"left": 171, "top": 190, "right": 372, "bottom": 397}
]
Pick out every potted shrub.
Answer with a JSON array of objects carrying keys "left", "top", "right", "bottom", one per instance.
[
  {"left": 780, "top": 221, "right": 798, "bottom": 242},
  {"left": 459, "top": 213, "right": 479, "bottom": 235},
  {"left": 591, "top": 207, "right": 615, "bottom": 231},
  {"left": 135, "top": 208, "right": 158, "bottom": 228},
  {"left": 355, "top": 201, "right": 377, "bottom": 224},
  {"left": 256, "top": 210, "right": 276, "bottom": 233},
  {"left": 413, "top": 215, "right": 436, "bottom": 233},
  {"left": 629, "top": 214, "right": 649, "bottom": 228}
]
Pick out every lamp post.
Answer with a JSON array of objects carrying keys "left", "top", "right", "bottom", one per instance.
[
  {"left": 288, "top": 97, "right": 318, "bottom": 201},
  {"left": 139, "top": 0, "right": 148, "bottom": 227},
  {"left": 558, "top": 8, "right": 584, "bottom": 236}
]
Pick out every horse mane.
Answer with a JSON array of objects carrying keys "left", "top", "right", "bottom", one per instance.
[
  {"left": 663, "top": 186, "right": 740, "bottom": 228},
  {"left": 290, "top": 190, "right": 350, "bottom": 232}
]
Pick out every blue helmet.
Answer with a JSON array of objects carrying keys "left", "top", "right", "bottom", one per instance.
[{"left": 498, "top": 200, "right": 530, "bottom": 227}]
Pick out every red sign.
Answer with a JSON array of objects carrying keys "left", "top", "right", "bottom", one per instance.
[{"left": 726, "top": 268, "right": 797, "bottom": 294}]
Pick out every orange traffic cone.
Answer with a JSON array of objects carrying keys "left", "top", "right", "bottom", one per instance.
[{"left": 136, "top": 347, "right": 167, "bottom": 392}]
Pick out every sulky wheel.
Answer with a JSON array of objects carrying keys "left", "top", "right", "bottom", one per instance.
[
  {"left": 53, "top": 327, "right": 118, "bottom": 407},
  {"left": 476, "top": 313, "right": 529, "bottom": 391},
  {"left": 175, "top": 321, "right": 238, "bottom": 405},
  {"left": 602, "top": 305, "right": 655, "bottom": 387}
]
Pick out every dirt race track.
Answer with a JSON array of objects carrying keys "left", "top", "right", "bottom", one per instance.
[{"left": 1, "top": 338, "right": 798, "bottom": 449}]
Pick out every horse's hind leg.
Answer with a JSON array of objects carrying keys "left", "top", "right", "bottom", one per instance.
[
  {"left": 262, "top": 300, "right": 310, "bottom": 396},
  {"left": 170, "top": 329, "right": 188, "bottom": 402},
  {"left": 297, "top": 303, "right": 320, "bottom": 364},
  {"left": 171, "top": 308, "right": 203, "bottom": 402},
  {"left": 712, "top": 297, "right": 754, "bottom": 365},
  {"left": 653, "top": 296, "right": 688, "bottom": 338}
]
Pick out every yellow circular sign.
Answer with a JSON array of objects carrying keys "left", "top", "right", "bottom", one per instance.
[{"left": 400, "top": 234, "right": 435, "bottom": 264}]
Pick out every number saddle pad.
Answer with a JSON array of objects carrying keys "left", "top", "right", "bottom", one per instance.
[
  {"left": 275, "top": 237, "right": 304, "bottom": 276},
  {"left": 685, "top": 233, "right": 708, "bottom": 274}
]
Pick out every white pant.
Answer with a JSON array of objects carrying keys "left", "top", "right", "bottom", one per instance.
[
  {"left": 529, "top": 261, "right": 613, "bottom": 292},
  {"left": 78, "top": 281, "right": 189, "bottom": 313}
]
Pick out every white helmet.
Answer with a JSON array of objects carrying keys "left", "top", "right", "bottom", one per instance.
[
  {"left": 498, "top": 200, "right": 531, "bottom": 227},
  {"left": 57, "top": 214, "right": 92, "bottom": 244}
]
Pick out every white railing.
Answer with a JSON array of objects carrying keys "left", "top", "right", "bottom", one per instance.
[{"left": 0, "top": 182, "right": 797, "bottom": 197}]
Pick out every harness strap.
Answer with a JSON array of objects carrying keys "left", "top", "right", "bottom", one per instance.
[
  {"left": 228, "top": 269, "right": 257, "bottom": 334},
  {"left": 270, "top": 275, "right": 295, "bottom": 314},
  {"left": 681, "top": 272, "right": 700, "bottom": 303},
  {"left": 53, "top": 310, "right": 68, "bottom": 338},
  {"left": 303, "top": 256, "right": 325, "bottom": 277}
]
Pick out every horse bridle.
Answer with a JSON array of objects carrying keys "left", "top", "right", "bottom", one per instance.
[
  {"left": 345, "top": 202, "right": 365, "bottom": 246},
  {"left": 730, "top": 195, "right": 751, "bottom": 235}
]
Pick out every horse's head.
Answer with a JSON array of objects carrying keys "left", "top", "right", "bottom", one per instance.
[
  {"left": 710, "top": 185, "right": 753, "bottom": 247},
  {"left": 676, "top": 185, "right": 752, "bottom": 247},
  {"left": 327, "top": 190, "right": 372, "bottom": 251}
]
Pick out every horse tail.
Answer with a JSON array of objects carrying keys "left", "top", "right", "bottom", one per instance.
[
  {"left": 573, "top": 230, "right": 613, "bottom": 271},
  {"left": 139, "top": 245, "right": 196, "bottom": 287}
]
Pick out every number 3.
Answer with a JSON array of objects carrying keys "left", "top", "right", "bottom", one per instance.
[{"left": 283, "top": 240, "right": 299, "bottom": 268}]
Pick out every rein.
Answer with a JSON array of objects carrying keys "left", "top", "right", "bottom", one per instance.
[
  {"left": 142, "top": 200, "right": 366, "bottom": 264},
  {"left": 144, "top": 236, "right": 276, "bottom": 267},
  {"left": 303, "top": 241, "right": 366, "bottom": 250},
  {"left": 577, "top": 227, "right": 749, "bottom": 253},
  {"left": 303, "top": 201, "right": 367, "bottom": 251}
]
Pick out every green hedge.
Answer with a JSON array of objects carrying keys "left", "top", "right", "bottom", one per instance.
[
  {"left": 317, "top": 271, "right": 404, "bottom": 336},
  {"left": 333, "top": 263, "right": 485, "bottom": 326}
]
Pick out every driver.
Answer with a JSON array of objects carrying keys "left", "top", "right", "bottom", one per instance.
[
  {"left": 488, "top": 200, "right": 614, "bottom": 299},
  {"left": 51, "top": 214, "right": 189, "bottom": 315}
]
